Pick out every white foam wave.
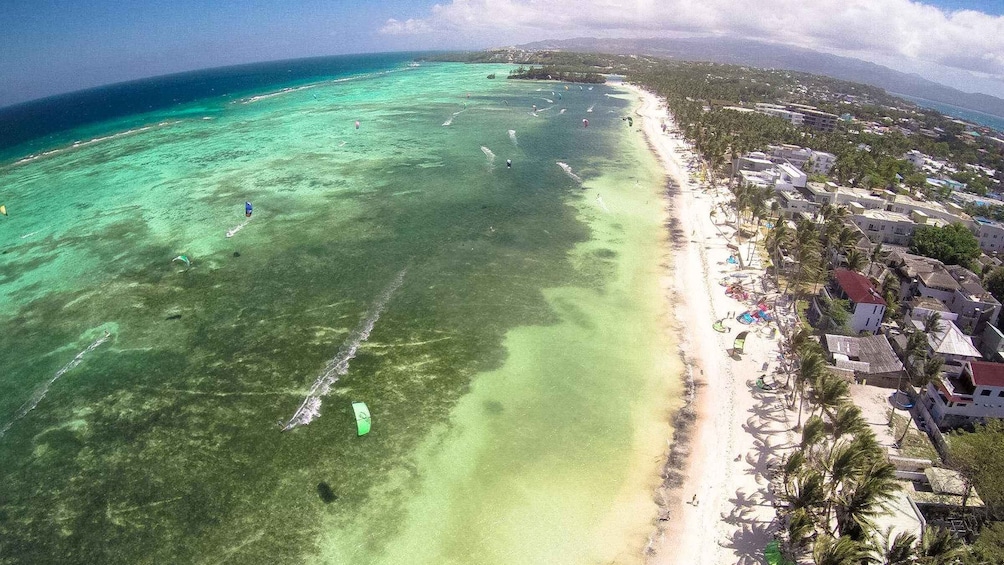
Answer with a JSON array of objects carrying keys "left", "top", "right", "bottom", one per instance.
[
  {"left": 559, "top": 108, "right": 567, "bottom": 114},
  {"left": 281, "top": 270, "right": 407, "bottom": 431},
  {"left": 557, "top": 162, "right": 583, "bottom": 184},
  {"left": 542, "top": 98, "right": 554, "bottom": 103},
  {"left": 442, "top": 108, "right": 467, "bottom": 126},
  {"left": 0, "top": 331, "right": 111, "bottom": 438},
  {"left": 508, "top": 130, "right": 517, "bottom": 146},
  {"left": 587, "top": 104, "right": 595, "bottom": 113},
  {"left": 226, "top": 218, "right": 252, "bottom": 238},
  {"left": 481, "top": 146, "right": 496, "bottom": 166}
]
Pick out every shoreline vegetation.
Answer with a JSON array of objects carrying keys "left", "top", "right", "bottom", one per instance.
[{"left": 427, "top": 48, "right": 1004, "bottom": 563}]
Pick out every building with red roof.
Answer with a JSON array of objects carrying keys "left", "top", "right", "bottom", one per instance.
[
  {"left": 927, "top": 360, "right": 1004, "bottom": 429},
  {"left": 828, "top": 268, "right": 886, "bottom": 334}
]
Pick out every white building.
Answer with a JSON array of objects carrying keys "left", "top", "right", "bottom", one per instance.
[
  {"left": 927, "top": 360, "right": 1004, "bottom": 428},
  {"left": 973, "top": 216, "right": 1004, "bottom": 253},
  {"left": 852, "top": 209, "right": 917, "bottom": 246},
  {"left": 832, "top": 268, "right": 887, "bottom": 334},
  {"left": 767, "top": 144, "right": 837, "bottom": 174},
  {"left": 887, "top": 195, "right": 969, "bottom": 226},
  {"left": 754, "top": 103, "right": 804, "bottom": 126}
]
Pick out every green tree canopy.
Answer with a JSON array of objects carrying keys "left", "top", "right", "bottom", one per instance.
[
  {"left": 909, "top": 223, "right": 980, "bottom": 267},
  {"left": 984, "top": 266, "right": 1004, "bottom": 304}
]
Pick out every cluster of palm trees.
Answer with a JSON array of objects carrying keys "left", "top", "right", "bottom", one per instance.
[{"left": 779, "top": 329, "right": 966, "bottom": 564}]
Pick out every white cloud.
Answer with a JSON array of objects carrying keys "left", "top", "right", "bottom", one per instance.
[
  {"left": 380, "top": 18, "right": 433, "bottom": 35},
  {"left": 384, "top": 0, "right": 1004, "bottom": 81}
]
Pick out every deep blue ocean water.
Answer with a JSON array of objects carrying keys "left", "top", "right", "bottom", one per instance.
[
  {"left": 0, "top": 52, "right": 422, "bottom": 161},
  {"left": 894, "top": 93, "right": 1004, "bottom": 134}
]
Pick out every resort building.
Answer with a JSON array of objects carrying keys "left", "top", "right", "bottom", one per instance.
[
  {"left": 822, "top": 269, "right": 887, "bottom": 334},
  {"left": 895, "top": 254, "right": 1000, "bottom": 333},
  {"left": 886, "top": 195, "right": 969, "bottom": 226},
  {"left": 754, "top": 103, "right": 804, "bottom": 126},
  {"left": 804, "top": 182, "right": 887, "bottom": 210},
  {"left": 973, "top": 216, "right": 1004, "bottom": 253},
  {"left": 800, "top": 108, "right": 839, "bottom": 132},
  {"left": 766, "top": 144, "right": 836, "bottom": 174},
  {"left": 926, "top": 360, "right": 1004, "bottom": 428},
  {"left": 851, "top": 209, "right": 917, "bottom": 246}
]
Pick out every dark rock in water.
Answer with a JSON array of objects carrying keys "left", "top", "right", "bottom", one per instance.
[
  {"left": 233, "top": 251, "right": 241, "bottom": 257},
  {"left": 317, "top": 482, "right": 337, "bottom": 503},
  {"left": 1, "top": 250, "right": 8, "bottom": 254},
  {"left": 165, "top": 314, "right": 182, "bottom": 320}
]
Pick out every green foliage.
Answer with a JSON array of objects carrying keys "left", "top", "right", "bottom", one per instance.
[
  {"left": 983, "top": 266, "right": 1004, "bottom": 304},
  {"left": 506, "top": 65, "right": 605, "bottom": 83},
  {"left": 971, "top": 522, "right": 1004, "bottom": 564},
  {"left": 950, "top": 419, "right": 1004, "bottom": 513},
  {"left": 909, "top": 223, "right": 981, "bottom": 267}
]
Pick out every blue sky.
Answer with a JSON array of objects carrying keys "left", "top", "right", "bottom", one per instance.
[{"left": 3, "top": 0, "right": 1004, "bottom": 107}]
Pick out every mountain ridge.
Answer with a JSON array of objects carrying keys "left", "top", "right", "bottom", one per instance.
[{"left": 516, "top": 37, "right": 1004, "bottom": 119}]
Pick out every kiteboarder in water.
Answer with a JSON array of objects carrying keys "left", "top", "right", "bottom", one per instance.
[
  {"left": 245, "top": 201, "right": 253, "bottom": 217},
  {"left": 506, "top": 159, "right": 512, "bottom": 169}
]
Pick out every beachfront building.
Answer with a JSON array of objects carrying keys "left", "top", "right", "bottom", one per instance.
[
  {"left": 816, "top": 269, "right": 887, "bottom": 334},
  {"left": 886, "top": 195, "right": 969, "bottom": 227},
  {"left": 766, "top": 144, "right": 836, "bottom": 174},
  {"left": 851, "top": 209, "right": 918, "bottom": 246},
  {"left": 973, "top": 216, "right": 1004, "bottom": 253},
  {"left": 800, "top": 108, "right": 839, "bottom": 132},
  {"left": 910, "top": 319, "right": 982, "bottom": 378},
  {"left": 894, "top": 254, "right": 1001, "bottom": 333},
  {"left": 824, "top": 333, "right": 906, "bottom": 388},
  {"left": 926, "top": 360, "right": 1004, "bottom": 428},
  {"left": 754, "top": 103, "right": 804, "bottom": 126},
  {"left": 804, "top": 182, "right": 887, "bottom": 210},
  {"left": 777, "top": 190, "right": 817, "bottom": 218}
]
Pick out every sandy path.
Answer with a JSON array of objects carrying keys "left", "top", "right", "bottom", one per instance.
[{"left": 623, "top": 84, "right": 800, "bottom": 565}]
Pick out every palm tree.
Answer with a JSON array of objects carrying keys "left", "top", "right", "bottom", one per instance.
[
  {"left": 833, "top": 460, "right": 900, "bottom": 539},
  {"left": 801, "top": 415, "right": 827, "bottom": 450},
  {"left": 923, "top": 312, "right": 943, "bottom": 335},
  {"left": 784, "top": 468, "right": 826, "bottom": 518},
  {"left": 844, "top": 248, "right": 867, "bottom": 272},
  {"left": 813, "top": 534, "right": 870, "bottom": 565},
  {"left": 812, "top": 370, "right": 850, "bottom": 421},
  {"left": 830, "top": 404, "right": 868, "bottom": 444},
  {"left": 871, "top": 527, "right": 917, "bottom": 565},
  {"left": 787, "top": 507, "right": 816, "bottom": 551},
  {"left": 795, "top": 350, "right": 827, "bottom": 426},
  {"left": 822, "top": 442, "right": 866, "bottom": 524},
  {"left": 917, "top": 526, "right": 965, "bottom": 565},
  {"left": 767, "top": 220, "right": 793, "bottom": 286}
]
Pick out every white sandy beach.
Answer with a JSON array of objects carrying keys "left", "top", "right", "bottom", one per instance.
[{"left": 624, "top": 84, "right": 803, "bottom": 565}]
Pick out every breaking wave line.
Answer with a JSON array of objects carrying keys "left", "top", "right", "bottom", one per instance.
[
  {"left": 481, "top": 146, "right": 496, "bottom": 167},
  {"left": 281, "top": 269, "right": 407, "bottom": 431},
  {"left": 557, "top": 162, "right": 583, "bottom": 184},
  {"left": 1, "top": 331, "right": 112, "bottom": 438}
]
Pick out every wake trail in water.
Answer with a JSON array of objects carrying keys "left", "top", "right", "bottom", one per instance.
[
  {"left": 587, "top": 104, "right": 595, "bottom": 113},
  {"left": 596, "top": 195, "right": 610, "bottom": 213},
  {"left": 542, "top": 98, "right": 554, "bottom": 103},
  {"left": 442, "top": 108, "right": 467, "bottom": 126},
  {"left": 481, "top": 146, "right": 496, "bottom": 167},
  {"left": 226, "top": 218, "right": 251, "bottom": 238},
  {"left": 1, "top": 332, "right": 112, "bottom": 438},
  {"left": 508, "top": 130, "right": 518, "bottom": 146},
  {"left": 557, "top": 162, "right": 583, "bottom": 184},
  {"left": 281, "top": 269, "right": 407, "bottom": 431}
]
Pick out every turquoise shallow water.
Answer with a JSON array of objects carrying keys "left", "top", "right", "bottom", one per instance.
[{"left": 0, "top": 62, "right": 676, "bottom": 564}]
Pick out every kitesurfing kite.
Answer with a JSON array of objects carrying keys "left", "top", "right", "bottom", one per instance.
[
  {"left": 172, "top": 255, "right": 191, "bottom": 268},
  {"left": 733, "top": 331, "right": 749, "bottom": 356},
  {"left": 352, "top": 401, "right": 371, "bottom": 436},
  {"left": 245, "top": 201, "right": 253, "bottom": 217},
  {"left": 0, "top": 205, "right": 7, "bottom": 216}
]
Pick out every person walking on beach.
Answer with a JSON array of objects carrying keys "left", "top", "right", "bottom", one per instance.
[{"left": 691, "top": 494, "right": 698, "bottom": 505}]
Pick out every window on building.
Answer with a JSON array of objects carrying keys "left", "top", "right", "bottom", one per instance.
[
  {"left": 981, "top": 389, "right": 991, "bottom": 396},
  {"left": 998, "top": 391, "right": 1004, "bottom": 397}
]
